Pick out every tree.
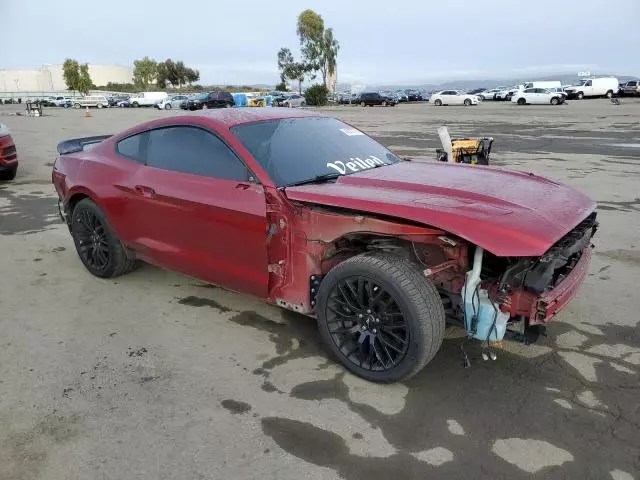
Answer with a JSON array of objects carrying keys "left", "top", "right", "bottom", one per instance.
[
  {"left": 297, "top": 9, "right": 325, "bottom": 74},
  {"left": 275, "top": 81, "right": 287, "bottom": 91},
  {"left": 133, "top": 56, "right": 158, "bottom": 88},
  {"left": 304, "top": 84, "right": 329, "bottom": 106},
  {"left": 277, "top": 48, "right": 309, "bottom": 93},
  {"left": 319, "top": 28, "right": 339, "bottom": 87},
  {"left": 62, "top": 59, "right": 80, "bottom": 92},
  {"left": 76, "top": 63, "right": 93, "bottom": 95},
  {"left": 184, "top": 67, "right": 200, "bottom": 85}
]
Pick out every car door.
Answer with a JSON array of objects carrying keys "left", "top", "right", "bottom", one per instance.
[
  {"left": 449, "top": 91, "right": 462, "bottom": 105},
  {"left": 127, "top": 125, "right": 269, "bottom": 298}
]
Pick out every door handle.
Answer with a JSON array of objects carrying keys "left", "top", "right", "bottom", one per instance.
[
  {"left": 235, "top": 183, "right": 251, "bottom": 190},
  {"left": 135, "top": 185, "right": 156, "bottom": 198}
]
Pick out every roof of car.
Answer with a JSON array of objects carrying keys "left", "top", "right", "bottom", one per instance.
[{"left": 193, "top": 107, "right": 324, "bottom": 127}]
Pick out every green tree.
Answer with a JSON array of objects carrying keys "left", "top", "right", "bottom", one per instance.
[
  {"left": 133, "top": 56, "right": 158, "bottom": 88},
  {"left": 320, "top": 28, "right": 339, "bottom": 87},
  {"left": 297, "top": 9, "right": 324, "bottom": 73},
  {"left": 184, "top": 67, "right": 200, "bottom": 85},
  {"left": 277, "top": 48, "right": 309, "bottom": 93},
  {"left": 76, "top": 63, "right": 93, "bottom": 94},
  {"left": 274, "top": 80, "right": 287, "bottom": 91},
  {"left": 62, "top": 59, "right": 80, "bottom": 92}
]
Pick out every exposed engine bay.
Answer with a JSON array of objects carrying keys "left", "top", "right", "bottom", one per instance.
[{"left": 427, "top": 212, "right": 598, "bottom": 344}]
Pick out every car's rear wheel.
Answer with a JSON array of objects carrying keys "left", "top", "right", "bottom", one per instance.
[
  {"left": 70, "top": 199, "right": 138, "bottom": 278},
  {"left": 517, "top": 98, "right": 526, "bottom": 105},
  {"left": 550, "top": 97, "right": 559, "bottom": 105},
  {"left": 97, "top": 103, "right": 103, "bottom": 109},
  {"left": 73, "top": 103, "right": 81, "bottom": 109},
  {"left": 382, "top": 100, "right": 387, "bottom": 106},
  {"left": 360, "top": 101, "right": 366, "bottom": 107},
  {"left": 316, "top": 253, "right": 445, "bottom": 383},
  {"left": 165, "top": 103, "right": 172, "bottom": 110},
  {"left": 434, "top": 99, "right": 442, "bottom": 106},
  {"left": 464, "top": 99, "right": 472, "bottom": 106},
  {"left": 0, "top": 165, "right": 18, "bottom": 181},
  {"left": 202, "top": 104, "right": 208, "bottom": 109},
  {"left": 478, "top": 95, "right": 485, "bottom": 101}
]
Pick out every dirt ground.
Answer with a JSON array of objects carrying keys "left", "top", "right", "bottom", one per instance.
[{"left": 1, "top": 100, "right": 639, "bottom": 480}]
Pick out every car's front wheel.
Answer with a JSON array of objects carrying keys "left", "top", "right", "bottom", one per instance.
[
  {"left": 71, "top": 199, "right": 138, "bottom": 278},
  {"left": 165, "top": 103, "right": 172, "bottom": 110},
  {"left": 517, "top": 98, "right": 526, "bottom": 105},
  {"left": 434, "top": 99, "right": 442, "bottom": 106},
  {"left": 316, "top": 253, "right": 445, "bottom": 382}
]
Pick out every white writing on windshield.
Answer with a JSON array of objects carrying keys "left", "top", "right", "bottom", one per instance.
[{"left": 326, "top": 155, "right": 387, "bottom": 175}]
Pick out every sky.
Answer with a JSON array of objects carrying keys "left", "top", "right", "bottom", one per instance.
[{"left": 2, "top": 0, "right": 639, "bottom": 86}]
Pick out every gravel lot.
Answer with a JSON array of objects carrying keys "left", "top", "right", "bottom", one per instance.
[{"left": 1, "top": 100, "right": 639, "bottom": 480}]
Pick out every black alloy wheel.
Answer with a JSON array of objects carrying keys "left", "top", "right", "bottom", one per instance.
[
  {"left": 70, "top": 199, "right": 139, "bottom": 278},
  {"left": 326, "top": 275, "right": 410, "bottom": 372},
  {"left": 73, "top": 207, "right": 110, "bottom": 272}
]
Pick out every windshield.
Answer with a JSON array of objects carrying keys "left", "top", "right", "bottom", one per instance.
[{"left": 231, "top": 117, "right": 400, "bottom": 187}]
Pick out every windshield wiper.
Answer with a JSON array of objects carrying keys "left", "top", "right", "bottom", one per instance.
[{"left": 285, "top": 173, "right": 342, "bottom": 187}]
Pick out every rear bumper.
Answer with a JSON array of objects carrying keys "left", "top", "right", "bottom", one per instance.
[{"left": 528, "top": 247, "right": 593, "bottom": 324}]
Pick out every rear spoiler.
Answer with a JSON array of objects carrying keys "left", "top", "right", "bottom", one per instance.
[{"left": 56, "top": 135, "right": 112, "bottom": 155}]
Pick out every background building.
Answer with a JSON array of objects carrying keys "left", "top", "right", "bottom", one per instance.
[{"left": 0, "top": 64, "right": 133, "bottom": 93}]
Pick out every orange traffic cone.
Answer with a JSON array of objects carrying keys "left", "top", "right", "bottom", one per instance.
[{"left": 84, "top": 106, "right": 92, "bottom": 118}]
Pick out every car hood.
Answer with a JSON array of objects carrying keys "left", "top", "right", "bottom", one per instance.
[{"left": 284, "top": 161, "right": 596, "bottom": 257}]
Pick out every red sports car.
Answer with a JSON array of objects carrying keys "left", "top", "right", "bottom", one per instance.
[
  {"left": 0, "top": 122, "right": 18, "bottom": 181},
  {"left": 52, "top": 108, "right": 597, "bottom": 382}
]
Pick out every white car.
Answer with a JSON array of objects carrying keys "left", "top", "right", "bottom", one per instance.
[
  {"left": 477, "top": 87, "right": 508, "bottom": 101},
  {"left": 282, "top": 94, "right": 306, "bottom": 107},
  {"left": 155, "top": 95, "right": 189, "bottom": 110},
  {"left": 431, "top": 90, "right": 479, "bottom": 106},
  {"left": 511, "top": 88, "right": 566, "bottom": 105},
  {"left": 73, "top": 95, "right": 110, "bottom": 109}
]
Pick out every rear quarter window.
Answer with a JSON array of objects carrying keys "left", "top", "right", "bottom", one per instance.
[{"left": 116, "top": 134, "right": 145, "bottom": 163}]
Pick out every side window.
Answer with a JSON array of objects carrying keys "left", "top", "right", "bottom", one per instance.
[
  {"left": 147, "top": 126, "right": 249, "bottom": 181},
  {"left": 116, "top": 133, "right": 145, "bottom": 163},
  {"left": 585, "top": 80, "right": 592, "bottom": 87}
]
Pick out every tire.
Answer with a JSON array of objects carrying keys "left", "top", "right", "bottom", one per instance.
[
  {"left": 316, "top": 252, "right": 446, "bottom": 382},
  {"left": 576, "top": 92, "right": 584, "bottom": 100},
  {"left": 517, "top": 98, "right": 526, "bottom": 105},
  {"left": 300, "top": 101, "right": 306, "bottom": 107},
  {"left": 73, "top": 103, "right": 81, "bottom": 109},
  {"left": 605, "top": 90, "right": 613, "bottom": 98},
  {"left": 165, "top": 103, "right": 172, "bottom": 110},
  {"left": 382, "top": 101, "right": 387, "bottom": 107},
  {"left": 434, "top": 99, "right": 442, "bottom": 106},
  {"left": 0, "top": 165, "right": 18, "bottom": 181},
  {"left": 225, "top": 103, "right": 232, "bottom": 108},
  {"left": 70, "top": 198, "right": 138, "bottom": 278},
  {"left": 464, "top": 99, "right": 472, "bottom": 106},
  {"left": 97, "top": 103, "right": 103, "bottom": 109},
  {"left": 550, "top": 97, "right": 559, "bottom": 105},
  {"left": 478, "top": 95, "right": 485, "bottom": 101},
  {"left": 202, "top": 104, "right": 208, "bottom": 109},
  {"left": 132, "top": 102, "right": 139, "bottom": 108},
  {"left": 360, "top": 101, "right": 366, "bottom": 107}
]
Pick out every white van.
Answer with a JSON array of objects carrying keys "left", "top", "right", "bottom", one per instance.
[
  {"left": 564, "top": 77, "right": 619, "bottom": 99},
  {"left": 130, "top": 92, "right": 168, "bottom": 107},
  {"left": 73, "top": 95, "right": 109, "bottom": 109},
  {"left": 523, "top": 81, "right": 561, "bottom": 90}
]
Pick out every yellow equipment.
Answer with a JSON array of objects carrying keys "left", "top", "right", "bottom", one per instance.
[{"left": 437, "top": 137, "right": 494, "bottom": 165}]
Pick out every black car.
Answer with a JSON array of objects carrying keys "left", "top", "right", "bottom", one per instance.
[
  {"left": 182, "top": 91, "right": 235, "bottom": 110},
  {"left": 359, "top": 92, "right": 396, "bottom": 107},
  {"left": 108, "top": 94, "right": 130, "bottom": 107},
  {"left": 405, "top": 90, "right": 423, "bottom": 102}
]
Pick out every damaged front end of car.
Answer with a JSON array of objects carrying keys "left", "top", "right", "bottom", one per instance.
[{"left": 454, "top": 212, "right": 598, "bottom": 345}]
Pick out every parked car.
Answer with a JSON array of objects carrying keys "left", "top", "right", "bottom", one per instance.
[
  {"left": 129, "top": 92, "right": 168, "bottom": 108},
  {"left": 405, "top": 90, "right": 423, "bottom": 101},
  {"left": 477, "top": 88, "right": 501, "bottom": 101},
  {"left": 511, "top": 88, "right": 566, "bottom": 105},
  {"left": 394, "top": 92, "right": 409, "bottom": 102},
  {"left": 0, "top": 122, "right": 18, "bottom": 181},
  {"left": 564, "top": 77, "right": 619, "bottom": 99},
  {"left": 182, "top": 91, "right": 235, "bottom": 110},
  {"left": 52, "top": 108, "right": 598, "bottom": 383},
  {"left": 281, "top": 94, "right": 306, "bottom": 107},
  {"left": 359, "top": 92, "right": 395, "bottom": 107},
  {"left": 620, "top": 80, "right": 640, "bottom": 96},
  {"left": 156, "top": 95, "right": 189, "bottom": 110},
  {"left": 108, "top": 94, "right": 130, "bottom": 107},
  {"left": 431, "top": 90, "right": 479, "bottom": 106},
  {"left": 495, "top": 85, "right": 524, "bottom": 101},
  {"left": 73, "top": 95, "right": 110, "bottom": 109},
  {"left": 467, "top": 88, "right": 487, "bottom": 95}
]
